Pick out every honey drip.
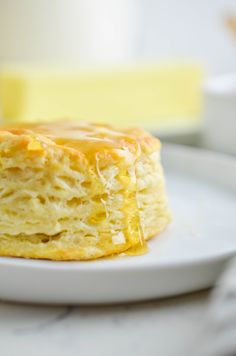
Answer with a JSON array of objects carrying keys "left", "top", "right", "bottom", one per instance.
[
  {"left": 95, "top": 143, "right": 148, "bottom": 258},
  {"left": 101, "top": 242, "right": 149, "bottom": 260},
  {"left": 124, "top": 143, "right": 149, "bottom": 257},
  {"left": 124, "top": 241, "right": 149, "bottom": 256}
]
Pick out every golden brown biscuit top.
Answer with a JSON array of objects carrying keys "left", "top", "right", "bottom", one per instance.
[{"left": 0, "top": 121, "right": 160, "bottom": 161}]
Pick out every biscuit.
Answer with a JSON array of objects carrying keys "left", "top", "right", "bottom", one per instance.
[{"left": 0, "top": 121, "right": 171, "bottom": 260}]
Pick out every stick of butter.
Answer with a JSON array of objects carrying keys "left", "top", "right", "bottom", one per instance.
[{"left": 0, "top": 63, "right": 203, "bottom": 128}]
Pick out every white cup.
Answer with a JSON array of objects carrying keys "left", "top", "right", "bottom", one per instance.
[
  {"left": 0, "top": 0, "right": 138, "bottom": 66},
  {"left": 203, "top": 74, "right": 236, "bottom": 156}
]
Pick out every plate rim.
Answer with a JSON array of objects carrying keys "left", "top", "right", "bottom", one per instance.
[{"left": 0, "top": 248, "right": 236, "bottom": 272}]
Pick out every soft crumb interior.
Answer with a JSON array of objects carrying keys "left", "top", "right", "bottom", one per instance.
[{"left": 0, "top": 138, "right": 170, "bottom": 260}]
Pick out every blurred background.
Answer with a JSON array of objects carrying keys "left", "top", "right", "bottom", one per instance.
[{"left": 0, "top": 0, "right": 236, "bottom": 152}]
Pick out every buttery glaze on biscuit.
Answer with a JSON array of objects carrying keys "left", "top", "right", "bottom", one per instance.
[{"left": 0, "top": 121, "right": 171, "bottom": 260}]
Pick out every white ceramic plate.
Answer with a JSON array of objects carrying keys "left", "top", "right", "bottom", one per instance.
[
  {"left": 146, "top": 119, "right": 202, "bottom": 146},
  {"left": 0, "top": 145, "right": 236, "bottom": 305},
  {"left": 153, "top": 120, "right": 201, "bottom": 145}
]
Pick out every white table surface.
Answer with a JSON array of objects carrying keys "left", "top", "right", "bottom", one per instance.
[{"left": 0, "top": 290, "right": 210, "bottom": 356}]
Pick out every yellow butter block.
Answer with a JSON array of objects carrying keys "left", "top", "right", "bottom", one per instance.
[{"left": 0, "top": 64, "right": 203, "bottom": 128}]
